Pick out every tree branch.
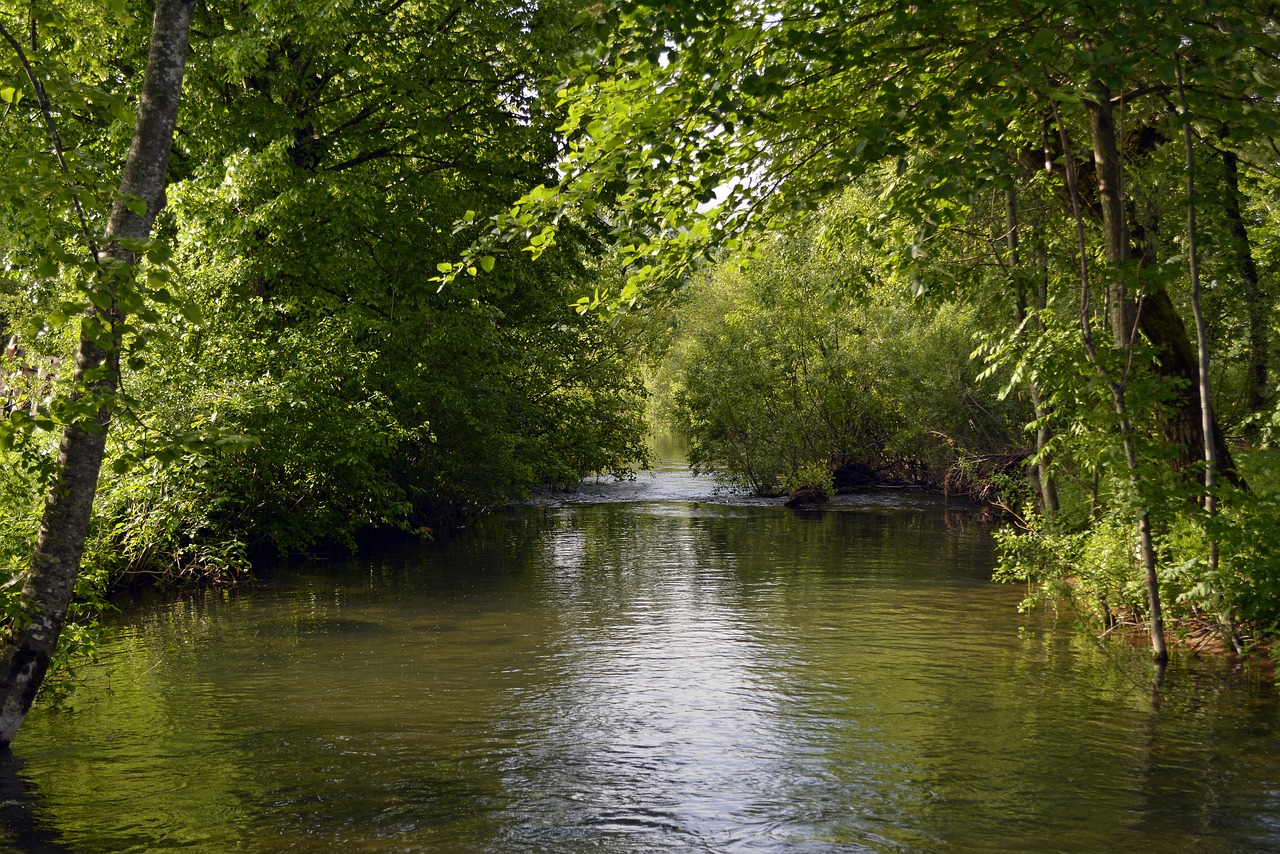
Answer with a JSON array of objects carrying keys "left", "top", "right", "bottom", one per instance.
[{"left": 0, "top": 22, "right": 99, "bottom": 263}]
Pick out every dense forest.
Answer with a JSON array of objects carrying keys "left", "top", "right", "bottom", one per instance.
[{"left": 0, "top": 0, "right": 1278, "bottom": 745}]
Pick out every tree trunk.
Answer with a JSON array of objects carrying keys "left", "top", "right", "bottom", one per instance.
[
  {"left": 1136, "top": 289, "right": 1237, "bottom": 475},
  {"left": 1180, "top": 64, "right": 1241, "bottom": 654},
  {"left": 0, "top": 0, "right": 195, "bottom": 749},
  {"left": 1004, "top": 186, "right": 1059, "bottom": 518},
  {"left": 1083, "top": 91, "right": 1168, "bottom": 665},
  {"left": 1031, "top": 234, "right": 1059, "bottom": 518},
  {"left": 1087, "top": 89, "right": 1237, "bottom": 478},
  {"left": 1221, "top": 148, "right": 1268, "bottom": 420},
  {"left": 1086, "top": 87, "right": 1134, "bottom": 346}
]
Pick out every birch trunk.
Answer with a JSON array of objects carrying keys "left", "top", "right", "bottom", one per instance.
[{"left": 0, "top": 0, "right": 195, "bottom": 748}]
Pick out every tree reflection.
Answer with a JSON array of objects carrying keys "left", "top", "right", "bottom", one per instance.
[{"left": 0, "top": 753, "right": 69, "bottom": 853}]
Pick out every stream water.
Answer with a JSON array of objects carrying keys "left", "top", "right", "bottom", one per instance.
[{"left": 5, "top": 452, "right": 1280, "bottom": 852}]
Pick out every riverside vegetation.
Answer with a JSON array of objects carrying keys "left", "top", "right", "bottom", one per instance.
[
  {"left": 0, "top": 0, "right": 1279, "bottom": 743},
  {"left": 0, "top": 0, "right": 653, "bottom": 741}
]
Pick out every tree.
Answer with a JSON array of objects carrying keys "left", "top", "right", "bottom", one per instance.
[
  {"left": 0, "top": 0, "right": 653, "bottom": 600},
  {"left": 0, "top": 0, "right": 194, "bottom": 747},
  {"left": 458, "top": 0, "right": 1280, "bottom": 658},
  {"left": 99, "top": 0, "right": 652, "bottom": 556}
]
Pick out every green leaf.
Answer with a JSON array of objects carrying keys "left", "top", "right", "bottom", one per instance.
[
  {"left": 88, "top": 289, "right": 114, "bottom": 310},
  {"left": 479, "top": 255, "right": 495, "bottom": 273},
  {"left": 1031, "top": 28, "right": 1055, "bottom": 52},
  {"left": 178, "top": 301, "right": 204, "bottom": 325},
  {"left": 145, "top": 242, "right": 173, "bottom": 265}
]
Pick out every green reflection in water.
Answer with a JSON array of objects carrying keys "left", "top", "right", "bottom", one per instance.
[{"left": 8, "top": 502, "right": 1280, "bottom": 853}]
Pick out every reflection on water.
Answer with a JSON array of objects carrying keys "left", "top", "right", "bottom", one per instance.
[
  {"left": 9, "top": 497, "right": 1280, "bottom": 852},
  {"left": 0, "top": 753, "right": 70, "bottom": 853}
]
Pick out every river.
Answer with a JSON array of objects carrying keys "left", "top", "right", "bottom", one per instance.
[{"left": 6, "top": 453, "right": 1280, "bottom": 852}]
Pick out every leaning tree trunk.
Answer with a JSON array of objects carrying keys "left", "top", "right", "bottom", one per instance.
[
  {"left": 1221, "top": 147, "right": 1268, "bottom": 420},
  {"left": 1135, "top": 289, "right": 1237, "bottom": 478},
  {"left": 0, "top": 0, "right": 195, "bottom": 748}
]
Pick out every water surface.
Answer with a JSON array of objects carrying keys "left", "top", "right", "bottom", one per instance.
[{"left": 7, "top": 475, "right": 1280, "bottom": 852}]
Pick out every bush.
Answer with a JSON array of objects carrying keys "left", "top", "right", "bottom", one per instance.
[{"left": 661, "top": 198, "right": 1023, "bottom": 494}]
